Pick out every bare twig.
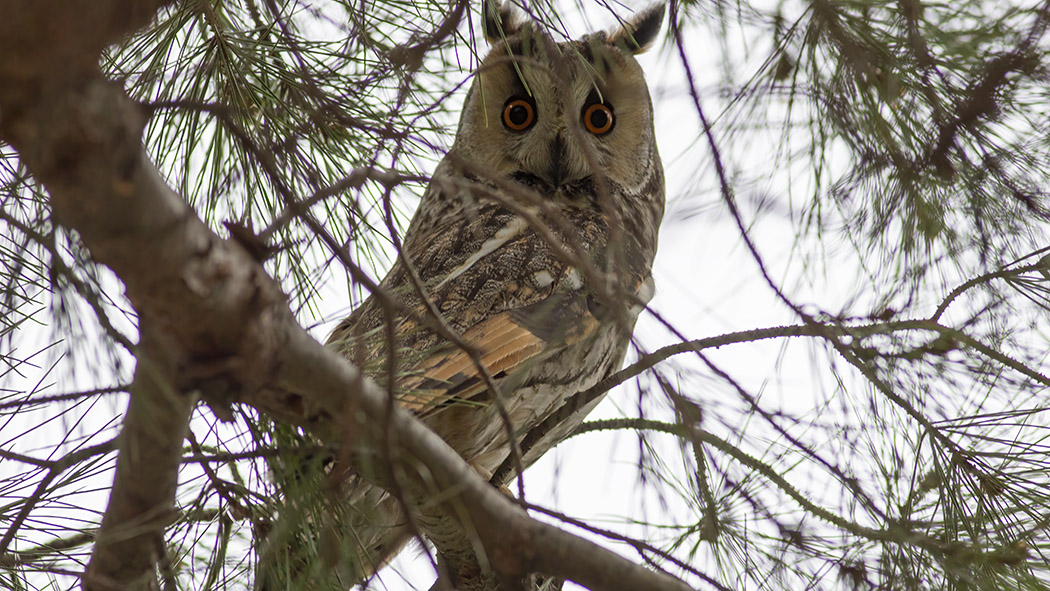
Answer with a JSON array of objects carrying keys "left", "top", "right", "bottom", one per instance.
[
  {"left": 0, "top": 439, "right": 117, "bottom": 553},
  {"left": 492, "top": 319, "right": 933, "bottom": 484}
]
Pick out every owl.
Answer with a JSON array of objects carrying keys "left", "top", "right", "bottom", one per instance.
[{"left": 260, "top": 2, "right": 664, "bottom": 587}]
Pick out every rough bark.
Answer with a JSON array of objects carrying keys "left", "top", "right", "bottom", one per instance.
[{"left": 83, "top": 325, "right": 196, "bottom": 591}]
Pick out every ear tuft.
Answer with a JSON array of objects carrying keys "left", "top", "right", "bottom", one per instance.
[
  {"left": 483, "top": 0, "right": 523, "bottom": 45},
  {"left": 609, "top": 4, "right": 665, "bottom": 54}
]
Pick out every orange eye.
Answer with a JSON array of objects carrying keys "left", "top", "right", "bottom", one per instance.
[
  {"left": 583, "top": 103, "right": 614, "bottom": 135},
  {"left": 502, "top": 98, "right": 535, "bottom": 131}
]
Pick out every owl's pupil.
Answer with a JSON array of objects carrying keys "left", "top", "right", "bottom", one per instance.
[
  {"left": 589, "top": 109, "right": 608, "bottom": 129},
  {"left": 508, "top": 105, "right": 529, "bottom": 126}
]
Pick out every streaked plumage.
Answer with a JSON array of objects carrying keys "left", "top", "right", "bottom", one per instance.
[{"left": 262, "top": 2, "right": 665, "bottom": 587}]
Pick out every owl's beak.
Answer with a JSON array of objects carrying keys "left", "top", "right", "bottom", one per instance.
[{"left": 546, "top": 135, "right": 568, "bottom": 186}]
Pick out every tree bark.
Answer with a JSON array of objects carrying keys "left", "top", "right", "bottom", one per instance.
[{"left": 83, "top": 324, "right": 196, "bottom": 591}]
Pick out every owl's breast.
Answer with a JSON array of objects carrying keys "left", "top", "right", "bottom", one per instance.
[{"left": 326, "top": 189, "right": 655, "bottom": 464}]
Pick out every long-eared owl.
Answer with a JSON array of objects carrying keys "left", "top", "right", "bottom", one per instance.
[{"left": 266, "top": 2, "right": 665, "bottom": 586}]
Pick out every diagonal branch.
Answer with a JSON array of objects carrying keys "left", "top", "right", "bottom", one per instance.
[{"left": 266, "top": 323, "right": 695, "bottom": 591}]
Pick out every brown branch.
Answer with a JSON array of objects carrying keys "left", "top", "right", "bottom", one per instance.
[
  {"left": 0, "top": 1, "right": 300, "bottom": 587},
  {"left": 519, "top": 499, "right": 728, "bottom": 591},
  {"left": 82, "top": 325, "right": 196, "bottom": 591},
  {"left": 0, "top": 532, "right": 96, "bottom": 568},
  {"left": 932, "top": 262, "right": 1044, "bottom": 321},
  {"left": 0, "top": 0, "right": 173, "bottom": 80}
]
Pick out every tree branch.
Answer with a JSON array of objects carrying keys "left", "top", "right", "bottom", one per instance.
[
  {"left": 83, "top": 325, "right": 196, "bottom": 591},
  {"left": 493, "top": 319, "right": 934, "bottom": 484},
  {"left": 0, "top": 0, "right": 173, "bottom": 80}
]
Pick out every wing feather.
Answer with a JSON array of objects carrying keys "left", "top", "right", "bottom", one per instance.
[
  {"left": 397, "top": 308, "right": 587, "bottom": 414},
  {"left": 328, "top": 205, "right": 616, "bottom": 414}
]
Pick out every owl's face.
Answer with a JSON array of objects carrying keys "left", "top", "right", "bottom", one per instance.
[{"left": 450, "top": 4, "right": 664, "bottom": 201}]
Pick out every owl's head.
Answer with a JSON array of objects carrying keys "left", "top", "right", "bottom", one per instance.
[{"left": 449, "top": 2, "right": 664, "bottom": 201}]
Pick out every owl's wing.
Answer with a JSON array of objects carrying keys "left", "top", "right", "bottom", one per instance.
[
  {"left": 328, "top": 203, "right": 647, "bottom": 415},
  {"left": 397, "top": 285, "right": 602, "bottom": 414}
]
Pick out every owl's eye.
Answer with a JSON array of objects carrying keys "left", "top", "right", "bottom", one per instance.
[
  {"left": 583, "top": 103, "right": 615, "bottom": 135},
  {"left": 502, "top": 98, "right": 536, "bottom": 132}
]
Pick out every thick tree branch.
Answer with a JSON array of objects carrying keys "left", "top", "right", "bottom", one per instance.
[
  {"left": 0, "top": 0, "right": 172, "bottom": 79},
  {"left": 83, "top": 325, "right": 196, "bottom": 591},
  {"left": 264, "top": 317, "right": 694, "bottom": 591}
]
